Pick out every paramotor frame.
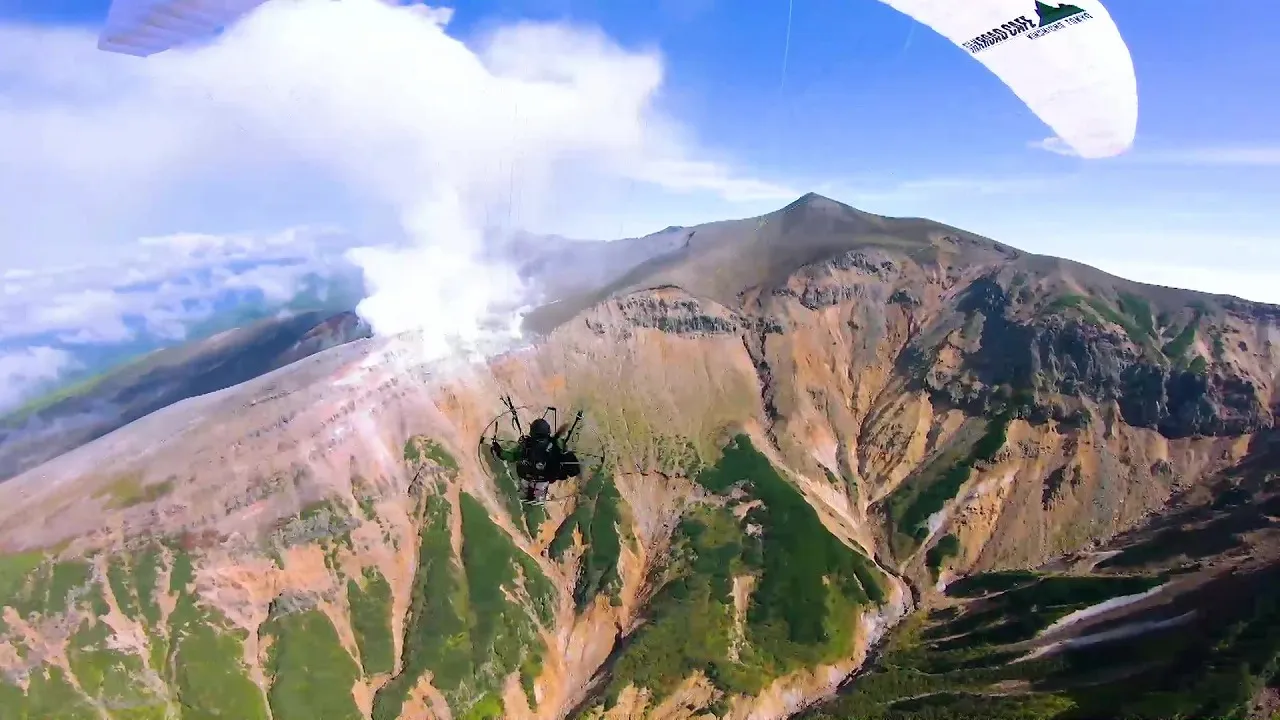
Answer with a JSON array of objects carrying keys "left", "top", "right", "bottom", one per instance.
[{"left": 476, "top": 395, "right": 608, "bottom": 504}]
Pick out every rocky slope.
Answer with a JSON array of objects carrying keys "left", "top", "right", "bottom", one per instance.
[{"left": 0, "top": 193, "right": 1277, "bottom": 720}]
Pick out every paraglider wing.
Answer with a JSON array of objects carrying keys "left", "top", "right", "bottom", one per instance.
[
  {"left": 877, "top": 0, "right": 1137, "bottom": 158},
  {"left": 97, "top": 0, "right": 269, "bottom": 56}
]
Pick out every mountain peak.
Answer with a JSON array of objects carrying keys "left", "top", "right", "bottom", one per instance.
[{"left": 783, "top": 191, "right": 850, "bottom": 212}]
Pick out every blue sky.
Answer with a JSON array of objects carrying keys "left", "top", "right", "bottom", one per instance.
[
  {"left": 3, "top": 0, "right": 1274, "bottom": 259},
  {"left": 0, "top": 0, "right": 1276, "bottom": 408}
]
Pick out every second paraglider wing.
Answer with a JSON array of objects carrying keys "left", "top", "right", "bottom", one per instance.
[
  {"left": 875, "top": 0, "right": 1137, "bottom": 158},
  {"left": 97, "top": 0, "right": 270, "bottom": 56}
]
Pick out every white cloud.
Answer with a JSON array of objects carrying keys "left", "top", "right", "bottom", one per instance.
[
  {"left": 0, "top": 347, "right": 79, "bottom": 410},
  {"left": 0, "top": 226, "right": 358, "bottom": 345},
  {"left": 34, "top": 290, "right": 133, "bottom": 344},
  {"left": 0, "top": 0, "right": 794, "bottom": 360},
  {"left": 222, "top": 264, "right": 312, "bottom": 303}
]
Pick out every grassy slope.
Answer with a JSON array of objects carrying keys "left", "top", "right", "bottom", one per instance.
[{"left": 591, "top": 435, "right": 886, "bottom": 712}]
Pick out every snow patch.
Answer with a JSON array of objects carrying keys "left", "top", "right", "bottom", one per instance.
[
  {"left": 1037, "top": 582, "right": 1171, "bottom": 639},
  {"left": 921, "top": 507, "right": 951, "bottom": 548},
  {"left": 1017, "top": 611, "right": 1195, "bottom": 663},
  {"left": 810, "top": 439, "right": 839, "bottom": 478}
]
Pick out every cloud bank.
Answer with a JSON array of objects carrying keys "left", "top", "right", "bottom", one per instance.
[
  {"left": 0, "top": 227, "right": 358, "bottom": 344},
  {"left": 0, "top": 226, "right": 363, "bottom": 412},
  {"left": 1, "top": 0, "right": 796, "bottom": 364},
  {"left": 0, "top": 347, "right": 78, "bottom": 411}
]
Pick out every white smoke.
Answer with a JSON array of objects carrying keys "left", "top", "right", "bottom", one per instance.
[
  {"left": 189, "top": 0, "right": 669, "bottom": 356},
  {"left": 0, "top": 0, "right": 797, "bottom": 363}
]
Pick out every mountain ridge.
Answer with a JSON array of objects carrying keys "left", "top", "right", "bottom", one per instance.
[{"left": 524, "top": 192, "right": 1280, "bottom": 337}]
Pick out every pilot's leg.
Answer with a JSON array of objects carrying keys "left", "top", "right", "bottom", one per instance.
[
  {"left": 518, "top": 466, "right": 536, "bottom": 503},
  {"left": 534, "top": 480, "right": 552, "bottom": 503}
]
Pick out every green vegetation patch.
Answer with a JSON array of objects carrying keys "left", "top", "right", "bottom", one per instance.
[
  {"left": 374, "top": 492, "right": 551, "bottom": 720},
  {"left": 134, "top": 546, "right": 164, "bottom": 626},
  {"left": 1188, "top": 355, "right": 1208, "bottom": 375},
  {"left": 548, "top": 468, "right": 624, "bottom": 611},
  {"left": 1043, "top": 293, "right": 1083, "bottom": 315},
  {"left": 0, "top": 664, "right": 102, "bottom": 720},
  {"left": 169, "top": 614, "right": 269, "bottom": 720},
  {"left": 168, "top": 544, "right": 194, "bottom": 594},
  {"left": 347, "top": 567, "right": 395, "bottom": 676},
  {"left": 0, "top": 550, "right": 50, "bottom": 618},
  {"left": 1, "top": 365, "right": 116, "bottom": 426},
  {"left": 885, "top": 416, "right": 1010, "bottom": 554},
  {"left": 604, "top": 505, "right": 744, "bottom": 702},
  {"left": 1, "top": 543, "right": 275, "bottom": 720},
  {"left": 605, "top": 435, "right": 884, "bottom": 707},
  {"left": 66, "top": 616, "right": 169, "bottom": 718},
  {"left": 373, "top": 494, "right": 466, "bottom": 720},
  {"left": 1161, "top": 309, "right": 1202, "bottom": 364},
  {"left": 353, "top": 477, "right": 379, "bottom": 522},
  {"left": 0, "top": 555, "right": 93, "bottom": 620},
  {"left": 926, "top": 534, "right": 961, "bottom": 578},
  {"left": 403, "top": 437, "right": 423, "bottom": 464},
  {"left": 804, "top": 613, "right": 1075, "bottom": 720},
  {"left": 1084, "top": 297, "right": 1149, "bottom": 347},
  {"left": 459, "top": 692, "right": 504, "bottom": 720},
  {"left": 261, "top": 608, "right": 363, "bottom": 720},
  {"left": 403, "top": 435, "right": 458, "bottom": 471},
  {"left": 1117, "top": 293, "right": 1156, "bottom": 341},
  {"left": 1211, "top": 328, "right": 1227, "bottom": 361},
  {"left": 854, "top": 567, "right": 1280, "bottom": 720},
  {"left": 458, "top": 492, "right": 554, "bottom": 684},
  {"left": 93, "top": 474, "right": 176, "bottom": 510},
  {"left": 889, "top": 692, "right": 1077, "bottom": 719},
  {"left": 165, "top": 547, "right": 269, "bottom": 720},
  {"left": 106, "top": 554, "right": 141, "bottom": 621},
  {"left": 811, "top": 545, "right": 1280, "bottom": 718},
  {"left": 699, "top": 437, "right": 883, "bottom": 644}
]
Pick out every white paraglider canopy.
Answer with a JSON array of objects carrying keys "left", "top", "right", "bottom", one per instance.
[{"left": 875, "top": 0, "right": 1137, "bottom": 158}]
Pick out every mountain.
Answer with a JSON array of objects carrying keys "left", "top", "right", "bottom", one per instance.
[
  {"left": 0, "top": 263, "right": 370, "bottom": 412},
  {"left": 0, "top": 193, "right": 1276, "bottom": 720},
  {"left": 1035, "top": 2, "right": 1087, "bottom": 27},
  {"left": 0, "top": 310, "right": 373, "bottom": 482}
]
